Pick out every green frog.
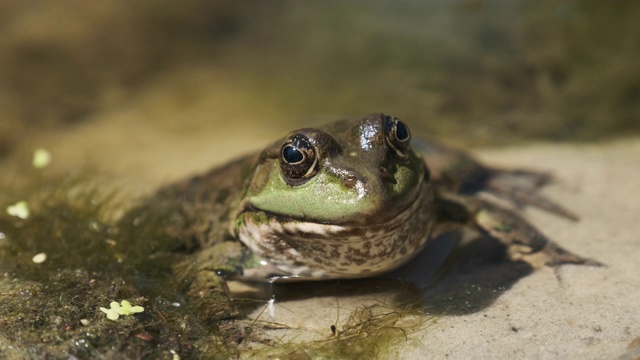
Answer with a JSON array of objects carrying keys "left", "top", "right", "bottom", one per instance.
[{"left": 122, "top": 113, "right": 599, "bottom": 320}]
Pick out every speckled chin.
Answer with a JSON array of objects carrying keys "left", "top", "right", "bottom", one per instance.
[{"left": 233, "top": 183, "right": 435, "bottom": 280}]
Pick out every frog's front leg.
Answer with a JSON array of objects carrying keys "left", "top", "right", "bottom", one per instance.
[
  {"left": 176, "top": 241, "right": 249, "bottom": 321},
  {"left": 438, "top": 193, "right": 602, "bottom": 269}
]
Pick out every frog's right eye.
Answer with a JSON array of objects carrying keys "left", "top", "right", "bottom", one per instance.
[{"left": 280, "top": 134, "right": 319, "bottom": 184}]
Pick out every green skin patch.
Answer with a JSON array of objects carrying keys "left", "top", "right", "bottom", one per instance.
[{"left": 246, "top": 159, "right": 423, "bottom": 224}]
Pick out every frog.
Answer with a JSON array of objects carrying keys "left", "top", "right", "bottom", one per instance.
[{"left": 120, "top": 113, "right": 599, "bottom": 321}]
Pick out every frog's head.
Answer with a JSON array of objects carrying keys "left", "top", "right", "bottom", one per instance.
[{"left": 232, "top": 113, "right": 434, "bottom": 279}]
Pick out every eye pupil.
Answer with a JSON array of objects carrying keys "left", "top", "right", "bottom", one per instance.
[
  {"left": 283, "top": 145, "right": 304, "bottom": 164},
  {"left": 395, "top": 121, "right": 409, "bottom": 141},
  {"left": 383, "top": 115, "right": 411, "bottom": 159},
  {"left": 280, "top": 133, "right": 319, "bottom": 184}
]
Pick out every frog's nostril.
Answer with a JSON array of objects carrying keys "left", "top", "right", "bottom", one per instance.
[
  {"left": 379, "top": 166, "right": 396, "bottom": 184},
  {"left": 342, "top": 175, "right": 358, "bottom": 188}
]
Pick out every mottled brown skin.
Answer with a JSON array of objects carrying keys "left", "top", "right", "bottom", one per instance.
[{"left": 121, "top": 113, "right": 599, "bottom": 320}]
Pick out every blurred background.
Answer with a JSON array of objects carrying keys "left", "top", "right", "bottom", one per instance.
[{"left": 1, "top": 0, "right": 638, "bottom": 190}]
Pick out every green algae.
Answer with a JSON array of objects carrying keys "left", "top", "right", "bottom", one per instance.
[{"left": 0, "top": 172, "right": 234, "bottom": 358}]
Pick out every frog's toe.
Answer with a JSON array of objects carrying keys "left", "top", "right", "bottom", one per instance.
[
  {"left": 539, "top": 242, "right": 604, "bottom": 267},
  {"left": 486, "top": 181, "right": 580, "bottom": 221},
  {"left": 462, "top": 165, "right": 578, "bottom": 221},
  {"left": 509, "top": 241, "right": 603, "bottom": 269},
  {"left": 484, "top": 167, "right": 553, "bottom": 191}
]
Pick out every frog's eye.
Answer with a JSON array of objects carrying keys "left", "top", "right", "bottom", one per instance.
[
  {"left": 280, "top": 134, "right": 319, "bottom": 183},
  {"left": 384, "top": 115, "right": 411, "bottom": 159}
]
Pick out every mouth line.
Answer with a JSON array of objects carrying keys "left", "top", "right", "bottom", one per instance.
[{"left": 245, "top": 185, "right": 427, "bottom": 231}]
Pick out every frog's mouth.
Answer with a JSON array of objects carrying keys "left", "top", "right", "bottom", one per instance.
[{"left": 232, "top": 182, "right": 435, "bottom": 280}]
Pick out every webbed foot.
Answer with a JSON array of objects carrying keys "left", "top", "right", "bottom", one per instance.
[
  {"left": 174, "top": 242, "right": 248, "bottom": 321},
  {"left": 187, "top": 270, "right": 241, "bottom": 321},
  {"left": 473, "top": 198, "right": 602, "bottom": 268}
]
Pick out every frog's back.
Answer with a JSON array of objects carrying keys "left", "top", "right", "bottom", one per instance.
[{"left": 120, "top": 155, "right": 258, "bottom": 251}]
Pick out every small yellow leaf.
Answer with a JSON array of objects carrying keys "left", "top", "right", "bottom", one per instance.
[
  {"left": 6, "top": 201, "right": 29, "bottom": 219},
  {"left": 33, "top": 148, "right": 52, "bottom": 169},
  {"left": 100, "top": 307, "right": 120, "bottom": 321}
]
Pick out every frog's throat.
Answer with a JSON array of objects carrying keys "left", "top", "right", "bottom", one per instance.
[{"left": 232, "top": 183, "right": 435, "bottom": 280}]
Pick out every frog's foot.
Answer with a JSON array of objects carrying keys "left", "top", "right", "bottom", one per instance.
[
  {"left": 483, "top": 167, "right": 579, "bottom": 221},
  {"left": 471, "top": 198, "right": 602, "bottom": 269},
  {"left": 537, "top": 241, "right": 603, "bottom": 267},
  {"left": 501, "top": 239, "right": 603, "bottom": 269},
  {"left": 187, "top": 270, "right": 241, "bottom": 321},
  {"left": 175, "top": 242, "right": 249, "bottom": 321}
]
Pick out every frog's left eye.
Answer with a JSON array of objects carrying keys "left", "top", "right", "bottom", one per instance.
[
  {"left": 280, "top": 134, "right": 319, "bottom": 184},
  {"left": 384, "top": 115, "right": 411, "bottom": 159}
]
